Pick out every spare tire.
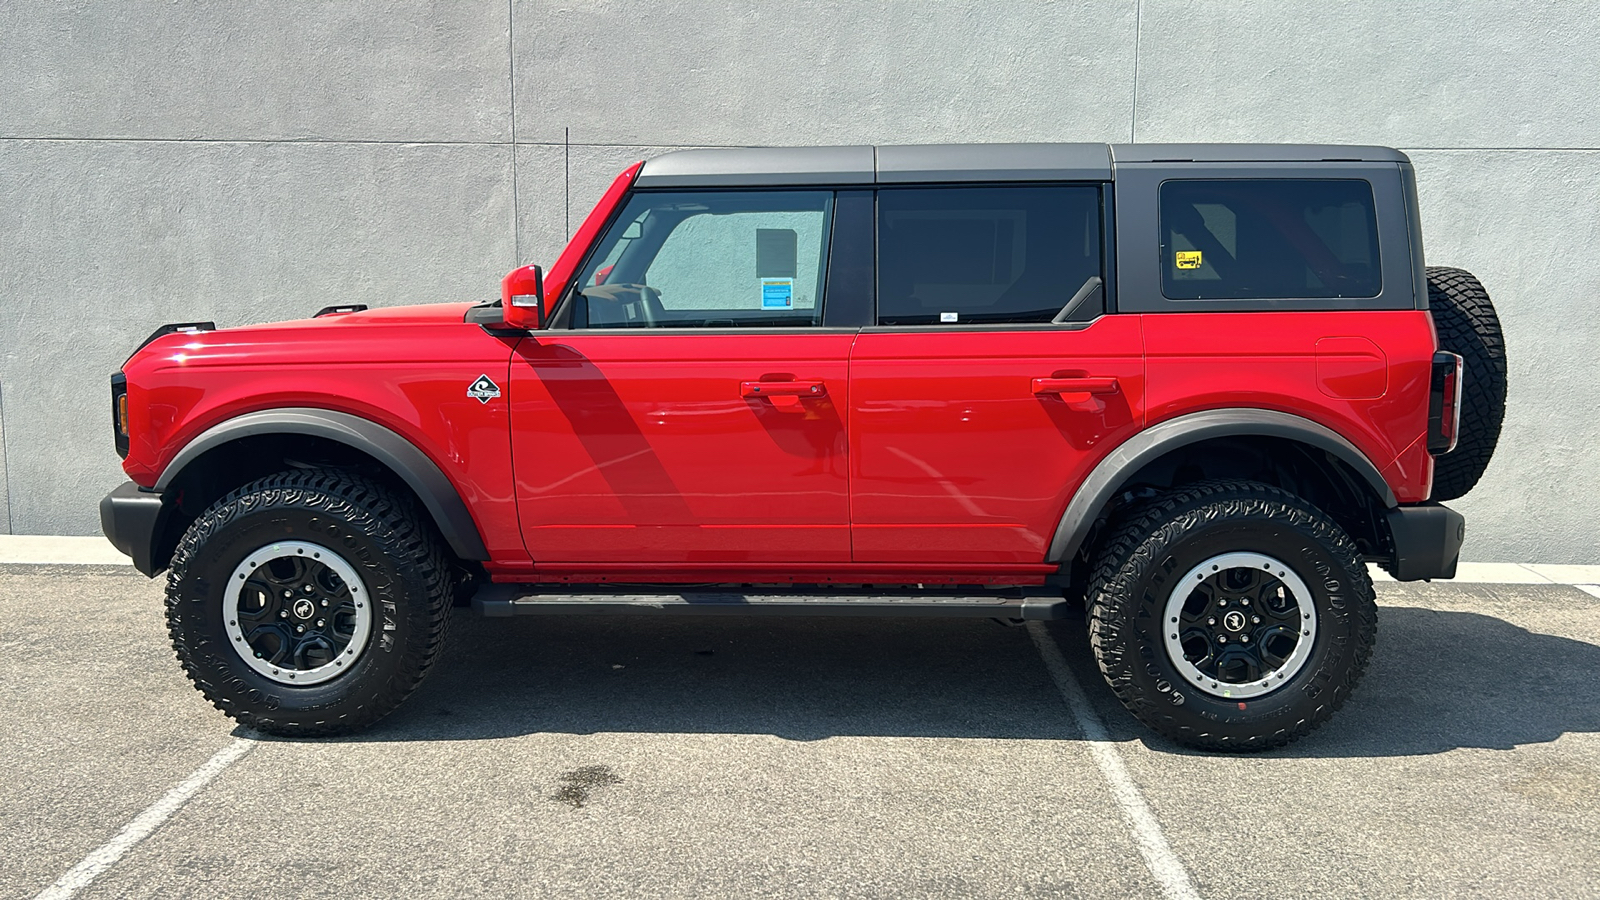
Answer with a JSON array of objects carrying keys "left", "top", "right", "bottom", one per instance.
[{"left": 1426, "top": 267, "right": 1506, "bottom": 501}]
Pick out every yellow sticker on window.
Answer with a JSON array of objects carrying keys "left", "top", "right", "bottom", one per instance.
[{"left": 1175, "top": 250, "right": 1203, "bottom": 270}]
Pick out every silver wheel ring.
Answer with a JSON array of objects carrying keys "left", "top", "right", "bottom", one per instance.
[
  {"left": 1162, "top": 551, "right": 1318, "bottom": 700},
  {"left": 223, "top": 540, "right": 373, "bottom": 686}
]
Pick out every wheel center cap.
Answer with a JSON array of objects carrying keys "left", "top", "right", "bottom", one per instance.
[
  {"left": 292, "top": 598, "right": 317, "bottom": 620},
  {"left": 1222, "top": 610, "right": 1247, "bottom": 633}
]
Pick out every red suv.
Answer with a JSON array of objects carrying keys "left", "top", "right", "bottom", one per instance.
[{"left": 102, "top": 143, "right": 1505, "bottom": 750}]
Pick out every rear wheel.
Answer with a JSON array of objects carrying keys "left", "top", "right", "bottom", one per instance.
[
  {"left": 1087, "top": 480, "right": 1376, "bottom": 752},
  {"left": 165, "top": 470, "right": 452, "bottom": 736}
]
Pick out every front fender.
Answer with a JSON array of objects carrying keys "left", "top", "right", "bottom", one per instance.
[{"left": 156, "top": 408, "right": 489, "bottom": 562}]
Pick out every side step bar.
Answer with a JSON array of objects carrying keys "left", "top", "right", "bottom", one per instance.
[{"left": 473, "top": 584, "right": 1072, "bottom": 620}]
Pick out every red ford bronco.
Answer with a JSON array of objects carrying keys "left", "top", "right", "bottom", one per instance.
[{"left": 102, "top": 143, "right": 1505, "bottom": 750}]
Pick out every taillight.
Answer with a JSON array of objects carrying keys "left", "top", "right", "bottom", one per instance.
[
  {"left": 1427, "top": 351, "right": 1463, "bottom": 455},
  {"left": 111, "top": 373, "right": 130, "bottom": 459}
]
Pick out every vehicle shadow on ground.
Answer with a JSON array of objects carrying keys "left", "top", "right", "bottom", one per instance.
[
  {"left": 323, "top": 597, "right": 1600, "bottom": 756},
  {"left": 366, "top": 612, "right": 1078, "bottom": 743}
]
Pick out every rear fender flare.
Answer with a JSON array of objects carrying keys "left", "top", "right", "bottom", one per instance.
[
  {"left": 1046, "top": 408, "right": 1397, "bottom": 564},
  {"left": 156, "top": 408, "right": 489, "bottom": 561}
]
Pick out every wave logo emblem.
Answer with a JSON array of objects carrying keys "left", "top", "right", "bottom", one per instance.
[{"left": 467, "top": 375, "right": 501, "bottom": 404}]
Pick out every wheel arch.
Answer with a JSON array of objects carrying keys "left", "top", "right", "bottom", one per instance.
[
  {"left": 1047, "top": 408, "right": 1398, "bottom": 566},
  {"left": 154, "top": 408, "right": 489, "bottom": 567}
]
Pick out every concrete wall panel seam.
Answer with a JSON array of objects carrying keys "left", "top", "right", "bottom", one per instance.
[{"left": 0, "top": 383, "right": 11, "bottom": 535}]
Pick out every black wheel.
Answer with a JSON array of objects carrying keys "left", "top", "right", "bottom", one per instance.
[
  {"left": 1426, "top": 266, "right": 1506, "bottom": 501},
  {"left": 165, "top": 469, "right": 452, "bottom": 736},
  {"left": 1087, "top": 480, "right": 1377, "bottom": 752}
]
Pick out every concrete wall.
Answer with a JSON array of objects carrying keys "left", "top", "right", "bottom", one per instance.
[{"left": 2, "top": 0, "right": 1596, "bottom": 563}]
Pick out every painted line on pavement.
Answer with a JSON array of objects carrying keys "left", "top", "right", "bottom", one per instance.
[
  {"left": 1026, "top": 621, "right": 1202, "bottom": 900},
  {"left": 32, "top": 737, "right": 257, "bottom": 900}
]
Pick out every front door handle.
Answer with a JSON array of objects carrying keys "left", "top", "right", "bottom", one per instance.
[
  {"left": 1032, "top": 377, "right": 1119, "bottom": 396},
  {"left": 742, "top": 380, "right": 826, "bottom": 410},
  {"left": 742, "top": 380, "right": 826, "bottom": 398}
]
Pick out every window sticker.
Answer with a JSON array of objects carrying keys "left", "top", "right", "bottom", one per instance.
[
  {"left": 761, "top": 277, "right": 794, "bottom": 309},
  {"left": 940, "top": 312, "right": 959, "bottom": 323},
  {"left": 1175, "top": 250, "right": 1203, "bottom": 270}
]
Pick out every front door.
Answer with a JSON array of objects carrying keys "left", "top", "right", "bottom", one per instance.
[
  {"left": 511, "top": 188, "right": 853, "bottom": 564},
  {"left": 850, "top": 184, "right": 1146, "bottom": 564}
]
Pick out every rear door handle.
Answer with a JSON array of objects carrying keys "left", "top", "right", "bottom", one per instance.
[{"left": 1032, "top": 377, "right": 1119, "bottom": 396}]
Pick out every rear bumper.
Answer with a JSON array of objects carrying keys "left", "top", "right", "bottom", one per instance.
[
  {"left": 1384, "top": 502, "right": 1465, "bottom": 581},
  {"left": 99, "top": 481, "right": 169, "bottom": 577}
]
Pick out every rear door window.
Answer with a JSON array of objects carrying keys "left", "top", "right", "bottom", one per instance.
[
  {"left": 876, "top": 185, "right": 1102, "bottom": 326},
  {"left": 569, "top": 190, "right": 832, "bottom": 329},
  {"left": 1160, "top": 179, "right": 1381, "bottom": 300}
]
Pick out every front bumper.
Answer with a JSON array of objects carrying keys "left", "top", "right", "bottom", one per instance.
[
  {"left": 1384, "top": 502, "right": 1466, "bottom": 581},
  {"left": 99, "top": 481, "right": 169, "bottom": 577}
]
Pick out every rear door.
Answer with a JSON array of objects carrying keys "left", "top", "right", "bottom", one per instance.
[
  {"left": 511, "top": 188, "right": 859, "bottom": 565},
  {"left": 849, "top": 184, "right": 1146, "bottom": 564}
]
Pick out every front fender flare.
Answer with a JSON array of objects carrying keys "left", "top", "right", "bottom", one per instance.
[
  {"left": 1046, "top": 408, "right": 1398, "bottom": 564},
  {"left": 156, "top": 408, "right": 489, "bottom": 561}
]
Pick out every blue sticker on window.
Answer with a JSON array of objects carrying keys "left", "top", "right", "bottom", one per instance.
[{"left": 761, "top": 278, "right": 794, "bottom": 310}]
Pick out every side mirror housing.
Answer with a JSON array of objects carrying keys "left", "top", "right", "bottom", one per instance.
[{"left": 500, "top": 265, "right": 545, "bottom": 329}]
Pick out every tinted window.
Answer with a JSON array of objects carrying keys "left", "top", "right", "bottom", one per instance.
[
  {"left": 570, "top": 190, "right": 832, "bottom": 328},
  {"left": 1160, "top": 179, "right": 1381, "bottom": 300},
  {"left": 876, "top": 186, "right": 1102, "bottom": 326}
]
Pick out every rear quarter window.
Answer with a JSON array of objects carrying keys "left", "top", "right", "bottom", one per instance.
[{"left": 1160, "top": 179, "right": 1381, "bottom": 301}]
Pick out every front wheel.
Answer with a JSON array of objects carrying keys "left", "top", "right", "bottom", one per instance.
[
  {"left": 1087, "top": 480, "right": 1376, "bottom": 752},
  {"left": 165, "top": 470, "right": 452, "bottom": 736}
]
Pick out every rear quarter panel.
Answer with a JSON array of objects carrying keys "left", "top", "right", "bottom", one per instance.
[{"left": 1141, "top": 310, "right": 1437, "bottom": 502}]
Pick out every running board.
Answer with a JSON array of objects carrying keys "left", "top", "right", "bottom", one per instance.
[{"left": 473, "top": 584, "right": 1070, "bottom": 620}]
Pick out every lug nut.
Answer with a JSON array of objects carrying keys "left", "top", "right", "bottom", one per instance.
[
  {"left": 315, "top": 619, "right": 325, "bottom": 628},
  {"left": 1241, "top": 598, "right": 1251, "bottom": 607},
  {"left": 1218, "top": 599, "right": 1228, "bottom": 607},
  {"left": 1252, "top": 616, "right": 1261, "bottom": 624},
  {"left": 1217, "top": 635, "right": 1228, "bottom": 644},
  {"left": 295, "top": 625, "right": 305, "bottom": 634},
  {"left": 278, "top": 611, "right": 288, "bottom": 619},
  {"left": 282, "top": 590, "right": 293, "bottom": 598},
  {"left": 320, "top": 599, "right": 329, "bottom": 607},
  {"left": 1207, "top": 617, "right": 1217, "bottom": 626},
  {"left": 1241, "top": 635, "right": 1250, "bottom": 643},
  {"left": 303, "top": 584, "right": 314, "bottom": 592}
]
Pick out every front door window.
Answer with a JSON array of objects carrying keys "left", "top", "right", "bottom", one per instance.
[{"left": 567, "top": 191, "right": 833, "bottom": 329}]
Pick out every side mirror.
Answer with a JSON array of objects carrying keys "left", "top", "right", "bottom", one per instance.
[{"left": 500, "top": 264, "right": 545, "bottom": 329}]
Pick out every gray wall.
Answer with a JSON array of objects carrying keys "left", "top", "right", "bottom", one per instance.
[{"left": 2, "top": 1, "right": 1596, "bottom": 564}]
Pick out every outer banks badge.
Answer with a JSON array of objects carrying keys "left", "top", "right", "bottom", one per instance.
[{"left": 467, "top": 374, "right": 501, "bottom": 404}]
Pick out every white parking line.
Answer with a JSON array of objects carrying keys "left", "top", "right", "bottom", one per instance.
[
  {"left": 33, "top": 737, "right": 256, "bottom": 900},
  {"left": 1026, "top": 622, "right": 1201, "bottom": 900}
]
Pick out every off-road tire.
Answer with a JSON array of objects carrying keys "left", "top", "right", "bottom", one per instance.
[
  {"left": 165, "top": 469, "right": 452, "bottom": 736},
  {"left": 1426, "top": 266, "right": 1506, "bottom": 501},
  {"left": 1087, "top": 480, "right": 1377, "bottom": 752}
]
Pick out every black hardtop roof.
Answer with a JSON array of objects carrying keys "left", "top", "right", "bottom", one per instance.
[{"left": 633, "top": 143, "right": 1409, "bottom": 188}]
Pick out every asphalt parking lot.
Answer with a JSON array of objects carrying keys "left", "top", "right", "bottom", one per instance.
[{"left": 4, "top": 565, "right": 1598, "bottom": 899}]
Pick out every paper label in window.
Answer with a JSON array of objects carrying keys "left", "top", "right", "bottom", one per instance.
[
  {"left": 1175, "top": 250, "right": 1203, "bottom": 270},
  {"left": 761, "top": 278, "right": 794, "bottom": 309},
  {"left": 940, "top": 312, "right": 959, "bottom": 323}
]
